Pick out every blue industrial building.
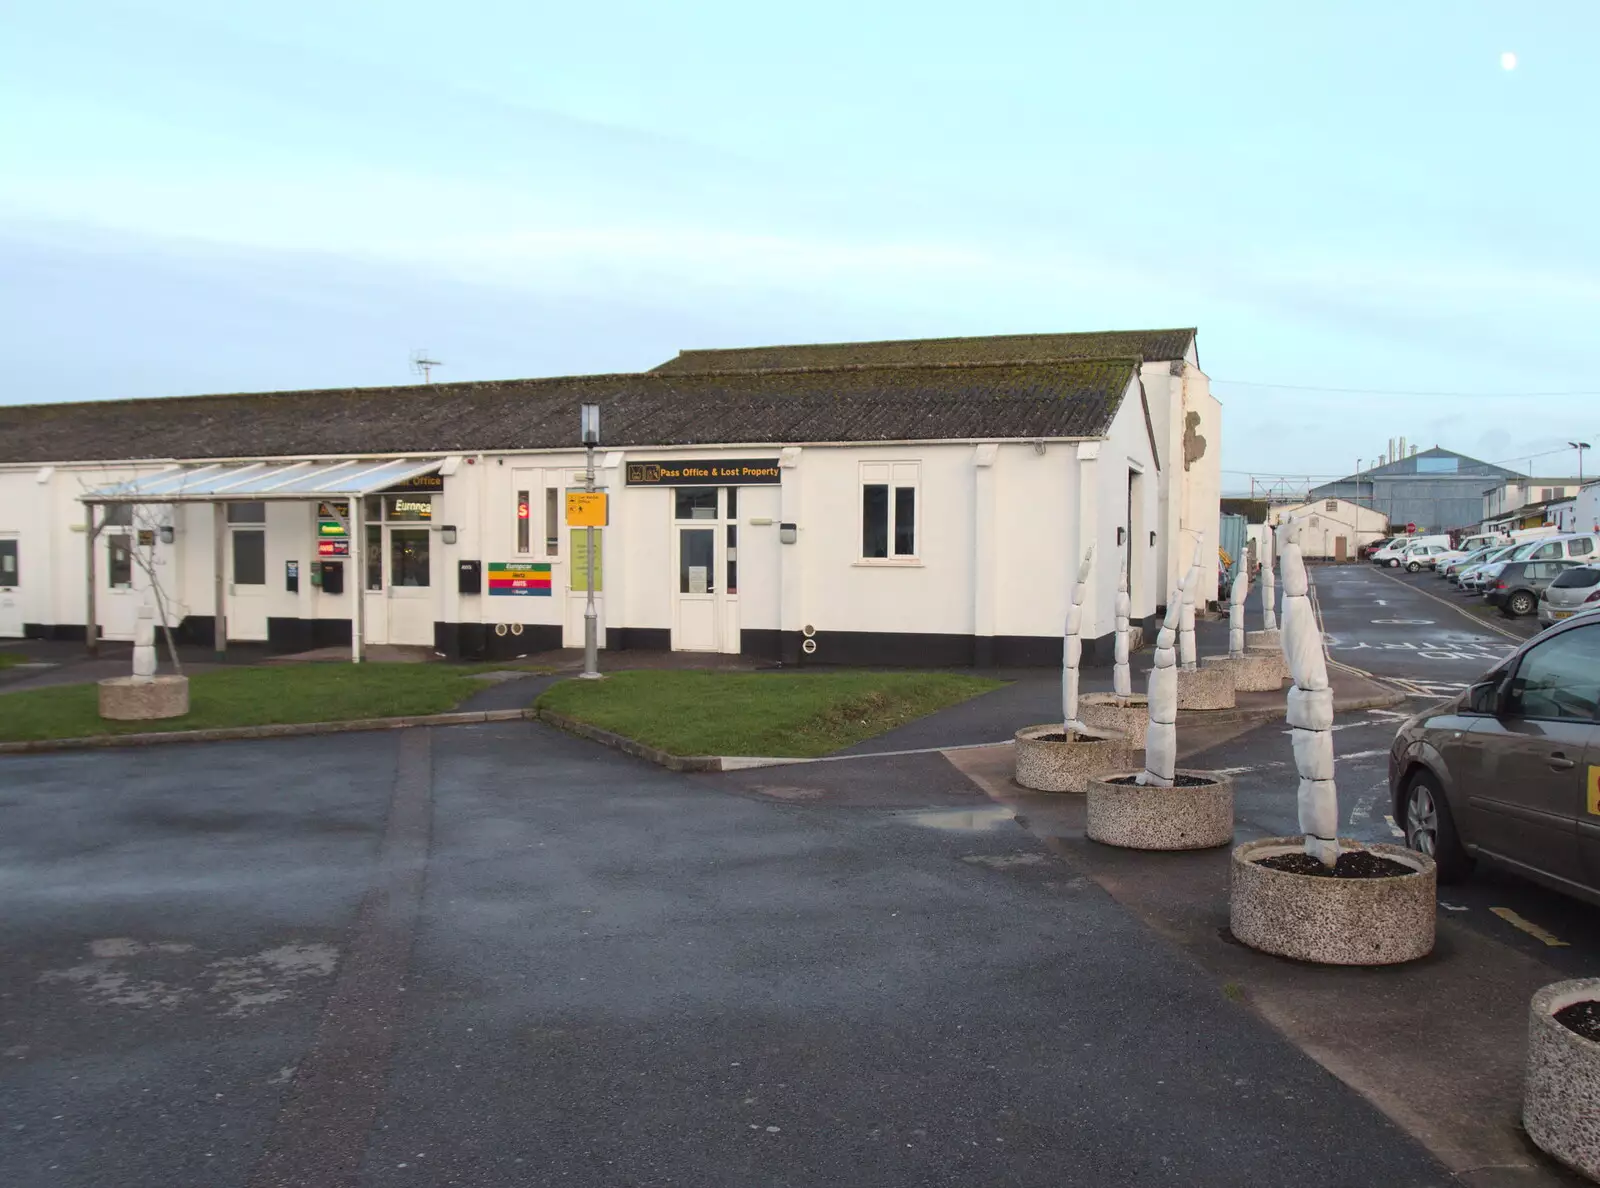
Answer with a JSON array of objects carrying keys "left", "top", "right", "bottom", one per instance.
[{"left": 1309, "top": 447, "right": 1521, "bottom": 535}]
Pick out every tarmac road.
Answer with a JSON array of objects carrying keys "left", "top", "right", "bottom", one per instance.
[{"left": 1, "top": 721, "right": 1452, "bottom": 1188}]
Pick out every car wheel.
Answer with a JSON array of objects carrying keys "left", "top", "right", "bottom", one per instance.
[
  {"left": 1388, "top": 558, "right": 1401, "bottom": 568},
  {"left": 1406, "top": 561, "right": 1422, "bottom": 573},
  {"left": 1507, "top": 590, "right": 1536, "bottom": 617},
  {"left": 1403, "top": 771, "right": 1472, "bottom": 882}
]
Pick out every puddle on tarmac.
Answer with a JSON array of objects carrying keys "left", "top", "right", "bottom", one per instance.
[{"left": 895, "top": 806, "right": 1019, "bottom": 832}]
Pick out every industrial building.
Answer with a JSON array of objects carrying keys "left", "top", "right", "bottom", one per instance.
[{"left": 1309, "top": 446, "right": 1521, "bottom": 535}]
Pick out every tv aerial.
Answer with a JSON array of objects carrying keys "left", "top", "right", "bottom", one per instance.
[{"left": 410, "top": 349, "right": 442, "bottom": 384}]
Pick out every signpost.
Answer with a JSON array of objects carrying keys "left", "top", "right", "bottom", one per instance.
[
  {"left": 579, "top": 404, "right": 602, "bottom": 680},
  {"left": 566, "top": 491, "right": 608, "bottom": 527}
]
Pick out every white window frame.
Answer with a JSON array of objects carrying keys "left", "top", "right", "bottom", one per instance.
[{"left": 857, "top": 461, "right": 920, "bottom": 565}]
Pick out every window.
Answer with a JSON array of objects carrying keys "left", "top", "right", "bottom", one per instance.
[
  {"left": 390, "top": 529, "right": 430, "bottom": 587},
  {"left": 103, "top": 504, "right": 134, "bottom": 527},
  {"left": 1506, "top": 625, "right": 1600, "bottom": 722},
  {"left": 385, "top": 495, "right": 432, "bottom": 522},
  {"left": 517, "top": 490, "right": 531, "bottom": 553},
  {"left": 1532, "top": 541, "right": 1562, "bottom": 560},
  {"left": 1570, "top": 537, "right": 1595, "bottom": 558},
  {"left": 860, "top": 462, "right": 918, "bottom": 560},
  {"left": 545, "top": 488, "right": 559, "bottom": 556},
  {"left": 726, "top": 487, "right": 738, "bottom": 519},
  {"left": 232, "top": 530, "right": 266, "bottom": 586},
  {"left": 726, "top": 523, "right": 738, "bottom": 594},
  {"left": 107, "top": 535, "right": 132, "bottom": 588},
  {"left": 1541, "top": 488, "right": 1556, "bottom": 502},
  {"left": 0, "top": 539, "right": 16, "bottom": 587},
  {"left": 227, "top": 501, "right": 266, "bottom": 524},
  {"left": 1552, "top": 568, "right": 1600, "bottom": 590},
  {"left": 366, "top": 524, "right": 383, "bottom": 591},
  {"left": 1325, "top": 500, "right": 1338, "bottom": 512},
  {"left": 675, "top": 488, "right": 718, "bottom": 520}
]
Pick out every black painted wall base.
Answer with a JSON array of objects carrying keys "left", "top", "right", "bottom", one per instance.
[
  {"left": 433, "top": 621, "right": 562, "bottom": 661},
  {"left": 741, "top": 629, "right": 1125, "bottom": 669},
  {"left": 606, "top": 627, "right": 672, "bottom": 652},
  {"left": 265, "top": 618, "right": 352, "bottom": 653},
  {"left": 24, "top": 623, "right": 93, "bottom": 641}
]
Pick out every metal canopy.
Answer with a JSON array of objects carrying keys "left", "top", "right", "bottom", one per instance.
[{"left": 79, "top": 457, "right": 445, "bottom": 504}]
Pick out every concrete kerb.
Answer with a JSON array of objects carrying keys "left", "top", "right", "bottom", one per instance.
[{"left": 0, "top": 708, "right": 533, "bottom": 756}]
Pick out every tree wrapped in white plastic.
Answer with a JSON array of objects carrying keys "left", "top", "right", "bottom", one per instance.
[
  {"left": 1112, "top": 559, "right": 1132, "bottom": 701},
  {"left": 1260, "top": 523, "right": 1278, "bottom": 633},
  {"left": 1281, "top": 516, "right": 1338, "bottom": 866},
  {"left": 1062, "top": 545, "right": 1094, "bottom": 737},
  {"left": 1228, "top": 565, "right": 1247, "bottom": 659},
  {"left": 1178, "top": 533, "right": 1203, "bottom": 672},
  {"left": 1138, "top": 551, "right": 1198, "bottom": 788}
]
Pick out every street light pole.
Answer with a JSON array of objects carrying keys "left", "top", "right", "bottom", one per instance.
[
  {"left": 1570, "top": 441, "right": 1591, "bottom": 487},
  {"left": 580, "top": 404, "right": 602, "bottom": 680}
]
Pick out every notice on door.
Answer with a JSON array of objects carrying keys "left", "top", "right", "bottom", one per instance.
[
  {"left": 688, "top": 566, "right": 709, "bottom": 595},
  {"left": 488, "top": 562, "right": 552, "bottom": 596}
]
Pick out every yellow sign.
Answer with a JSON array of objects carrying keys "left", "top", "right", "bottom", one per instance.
[
  {"left": 566, "top": 491, "right": 609, "bottom": 527},
  {"left": 1588, "top": 766, "right": 1600, "bottom": 817},
  {"left": 570, "top": 529, "right": 603, "bottom": 592}
]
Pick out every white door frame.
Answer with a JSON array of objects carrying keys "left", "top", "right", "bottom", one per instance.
[
  {"left": 0, "top": 533, "right": 21, "bottom": 638},
  {"left": 227, "top": 525, "right": 269, "bottom": 641},
  {"left": 670, "top": 487, "right": 740, "bottom": 653},
  {"left": 384, "top": 524, "right": 435, "bottom": 646}
]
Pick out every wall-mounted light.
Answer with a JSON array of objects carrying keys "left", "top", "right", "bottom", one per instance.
[
  {"left": 159, "top": 524, "right": 175, "bottom": 545},
  {"left": 440, "top": 524, "right": 458, "bottom": 545},
  {"left": 580, "top": 403, "right": 602, "bottom": 445},
  {"left": 1032, "top": 439, "right": 1046, "bottom": 456},
  {"left": 1117, "top": 527, "right": 1126, "bottom": 546},
  {"left": 1149, "top": 531, "right": 1157, "bottom": 547}
]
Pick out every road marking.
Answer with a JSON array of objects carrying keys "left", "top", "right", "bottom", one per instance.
[
  {"left": 1283, "top": 721, "right": 1369, "bottom": 735},
  {"left": 1366, "top": 709, "right": 1412, "bottom": 720},
  {"left": 1348, "top": 794, "right": 1376, "bottom": 825},
  {"left": 1371, "top": 567, "right": 1525, "bottom": 642},
  {"left": 1439, "top": 901, "right": 1469, "bottom": 912},
  {"left": 1340, "top": 749, "right": 1389, "bottom": 760},
  {"left": 1490, "top": 906, "right": 1570, "bottom": 948},
  {"left": 1382, "top": 814, "right": 1405, "bottom": 838},
  {"left": 1372, "top": 618, "right": 1434, "bottom": 625}
]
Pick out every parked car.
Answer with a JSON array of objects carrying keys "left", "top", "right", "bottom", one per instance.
[
  {"left": 1402, "top": 542, "right": 1451, "bottom": 572},
  {"left": 1435, "top": 538, "right": 1510, "bottom": 573},
  {"left": 1539, "top": 565, "right": 1600, "bottom": 628},
  {"left": 1470, "top": 534, "right": 1600, "bottom": 595},
  {"left": 1485, "top": 559, "right": 1584, "bottom": 617},
  {"left": 1372, "top": 534, "right": 1451, "bottom": 567},
  {"left": 1390, "top": 615, "right": 1600, "bottom": 897},
  {"left": 1359, "top": 537, "right": 1395, "bottom": 560},
  {"left": 1440, "top": 546, "right": 1498, "bottom": 582},
  {"left": 1458, "top": 543, "right": 1525, "bottom": 590}
]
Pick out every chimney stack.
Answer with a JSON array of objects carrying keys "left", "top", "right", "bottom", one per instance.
[
  {"left": 1399, "top": 436, "right": 1407, "bottom": 460},
  {"left": 1387, "top": 438, "right": 1395, "bottom": 465}
]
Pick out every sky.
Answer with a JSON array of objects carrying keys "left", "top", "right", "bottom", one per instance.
[{"left": 4, "top": 0, "right": 1599, "bottom": 490}]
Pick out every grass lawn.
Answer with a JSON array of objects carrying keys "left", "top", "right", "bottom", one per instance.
[
  {"left": 0, "top": 663, "right": 496, "bottom": 743},
  {"left": 0, "top": 652, "right": 25, "bottom": 670},
  {"left": 536, "top": 669, "right": 1004, "bottom": 758}
]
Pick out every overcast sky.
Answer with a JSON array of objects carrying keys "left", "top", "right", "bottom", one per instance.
[{"left": 4, "top": 1, "right": 1598, "bottom": 489}]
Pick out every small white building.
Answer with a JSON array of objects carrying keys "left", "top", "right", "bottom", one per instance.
[
  {"left": 1575, "top": 482, "right": 1600, "bottom": 536},
  {"left": 0, "top": 329, "right": 1222, "bottom": 667},
  {"left": 1482, "top": 477, "right": 1584, "bottom": 527},
  {"left": 1267, "top": 498, "right": 1389, "bottom": 560}
]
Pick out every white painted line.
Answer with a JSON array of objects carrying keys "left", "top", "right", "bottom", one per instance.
[
  {"left": 721, "top": 739, "right": 1015, "bottom": 768},
  {"left": 1339, "top": 749, "right": 1390, "bottom": 760},
  {"left": 1491, "top": 906, "right": 1570, "bottom": 948},
  {"left": 1366, "top": 709, "right": 1412, "bottom": 720},
  {"left": 1439, "top": 901, "right": 1469, "bottom": 912},
  {"left": 1372, "top": 567, "right": 1525, "bottom": 642},
  {"left": 1382, "top": 814, "right": 1405, "bottom": 838},
  {"left": 1347, "top": 794, "right": 1375, "bottom": 825}
]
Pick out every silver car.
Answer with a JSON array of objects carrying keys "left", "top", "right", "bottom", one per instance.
[
  {"left": 1539, "top": 565, "right": 1600, "bottom": 627},
  {"left": 1458, "top": 543, "right": 1523, "bottom": 591}
]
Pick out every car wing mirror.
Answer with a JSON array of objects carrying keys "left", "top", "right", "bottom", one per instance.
[{"left": 1466, "top": 678, "right": 1504, "bottom": 715}]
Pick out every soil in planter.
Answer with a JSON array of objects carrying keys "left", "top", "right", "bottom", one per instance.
[
  {"left": 1033, "top": 732, "right": 1113, "bottom": 744},
  {"left": 1554, "top": 1000, "right": 1600, "bottom": 1043},
  {"left": 1254, "top": 850, "right": 1413, "bottom": 878},
  {"left": 1107, "top": 773, "right": 1213, "bottom": 788}
]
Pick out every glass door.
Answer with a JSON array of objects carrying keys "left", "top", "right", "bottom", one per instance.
[
  {"left": 386, "top": 525, "right": 434, "bottom": 646},
  {"left": 0, "top": 535, "right": 20, "bottom": 638},
  {"left": 226, "top": 501, "right": 269, "bottom": 641},
  {"left": 673, "top": 526, "right": 718, "bottom": 651}
]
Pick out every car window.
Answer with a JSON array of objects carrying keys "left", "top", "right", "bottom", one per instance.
[
  {"left": 1552, "top": 568, "right": 1600, "bottom": 590},
  {"left": 1570, "top": 537, "right": 1595, "bottom": 558},
  {"left": 1506, "top": 625, "right": 1600, "bottom": 722},
  {"left": 1530, "top": 541, "right": 1562, "bottom": 560}
]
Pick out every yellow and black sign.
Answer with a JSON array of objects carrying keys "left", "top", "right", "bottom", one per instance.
[
  {"left": 383, "top": 473, "right": 444, "bottom": 493},
  {"left": 566, "top": 492, "right": 609, "bottom": 527},
  {"left": 625, "top": 458, "right": 780, "bottom": 486},
  {"left": 1587, "top": 766, "right": 1600, "bottom": 817}
]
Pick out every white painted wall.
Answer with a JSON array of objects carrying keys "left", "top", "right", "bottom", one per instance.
[
  {"left": 1577, "top": 483, "right": 1600, "bottom": 535},
  {"left": 1269, "top": 498, "right": 1388, "bottom": 559},
  {"left": 1141, "top": 349, "right": 1221, "bottom": 611},
  {"left": 0, "top": 374, "right": 1166, "bottom": 657}
]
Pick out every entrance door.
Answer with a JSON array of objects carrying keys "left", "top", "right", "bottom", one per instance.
[
  {"left": 102, "top": 530, "right": 139, "bottom": 640},
  {"left": 385, "top": 527, "right": 434, "bottom": 646},
  {"left": 228, "top": 526, "right": 269, "bottom": 641},
  {"left": 674, "top": 527, "right": 718, "bottom": 651},
  {"left": 0, "top": 535, "right": 20, "bottom": 637},
  {"left": 1334, "top": 535, "right": 1348, "bottom": 562}
]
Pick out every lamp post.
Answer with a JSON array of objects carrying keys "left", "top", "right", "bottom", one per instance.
[
  {"left": 580, "top": 404, "right": 602, "bottom": 680},
  {"left": 1570, "top": 441, "right": 1591, "bottom": 486}
]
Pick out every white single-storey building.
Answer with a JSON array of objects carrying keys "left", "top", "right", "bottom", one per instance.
[
  {"left": 0, "top": 329, "right": 1221, "bottom": 667},
  {"left": 1268, "top": 498, "right": 1389, "bottom": 560}
]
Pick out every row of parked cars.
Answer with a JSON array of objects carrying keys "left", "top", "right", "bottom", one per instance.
[{"left": 1368, "top": 531, "right": 1600, "bottom": 622}]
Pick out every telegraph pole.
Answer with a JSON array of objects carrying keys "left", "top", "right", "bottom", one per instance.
[{"left": 580, "top": 404, "right": 601, "bottom": 680}]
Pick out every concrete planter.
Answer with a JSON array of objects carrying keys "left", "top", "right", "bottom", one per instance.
[
  {"left": 1176, "top": 665, "right": 1236, "bottom": 710},
  {"left": 1201, "top": 652, "right": 1288, "bottom": 693},
  {"left": 1077, "top": 693, "right": 1148, "bottom": 747},
  {"left": 1229, "top": 836, "right": 1436, "bottom": 965},
  {"left": 1246, "top": 629, "right": 1281, "bottom": 651},
  {"left": 99, "top": 675, "right": 190, "bottom": 721},
  {"left": 1524, "top": 978, "right": 1600, "bottom": 1181},
  {"left": 1013, "top": 724, "right": 1136, "bottom": 794},
  {"left": 1085, "top": 770, "right": 1234, "bottom": 850}
]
